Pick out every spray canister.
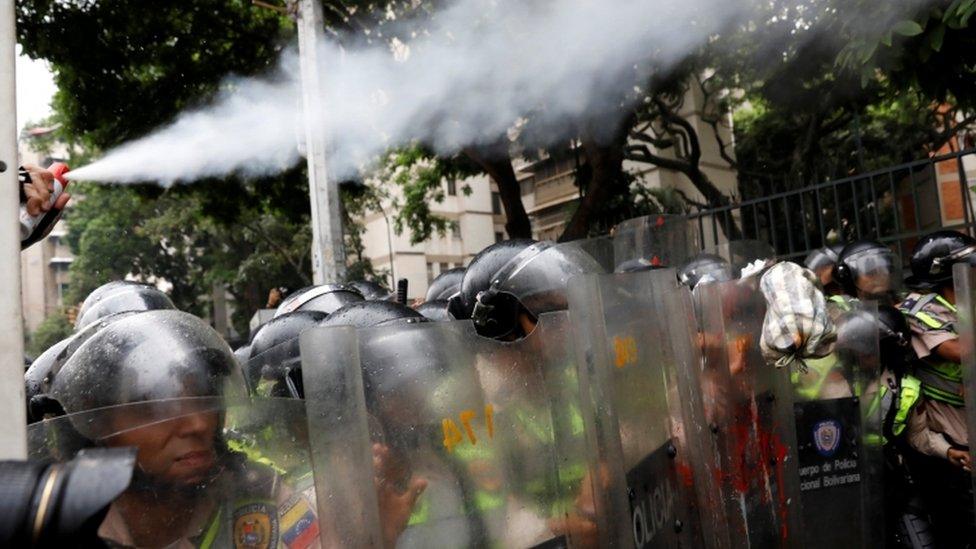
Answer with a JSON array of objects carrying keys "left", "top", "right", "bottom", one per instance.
[{"left": 19, "top": 162, "right": 70, "bottom": 242}]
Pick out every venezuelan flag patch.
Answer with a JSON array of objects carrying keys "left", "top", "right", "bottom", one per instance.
[{"left": 279, "top": 495, "right": 319, "bottom": 549}]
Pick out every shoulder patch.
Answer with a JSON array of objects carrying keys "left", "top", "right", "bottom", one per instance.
[
  {"left": 233, "top": 502, "right": 279, "bottom": 549},
  {"left": 279, "top": 494, "right": 320, "bottom": 549}
]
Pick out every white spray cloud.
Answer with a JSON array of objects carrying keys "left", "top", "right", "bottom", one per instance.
[
  {"left": 65, "top": 0, "right": 744, "bottom": 185},
  {"left": 64, "top": 0, "right": 930, "bottom": 186}
]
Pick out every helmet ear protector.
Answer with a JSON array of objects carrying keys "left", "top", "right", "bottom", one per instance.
[
  {"left": 471, "top": 289, "right": 522, "bottom": 340},
  {"left": 833, "top": 261, "right": 854, "bottom": 294},
  {"left": 28, "top": 394, "right": 67, "bottom": 423}
]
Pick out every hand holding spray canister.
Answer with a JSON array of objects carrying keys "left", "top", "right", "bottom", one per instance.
[{"left": 19, "top": 162, "right": 70, "bottom": 247}]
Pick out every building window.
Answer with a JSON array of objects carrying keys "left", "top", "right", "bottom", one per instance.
[
  {"left": 452, "top": 224, "right": 461, "bottom": 239},
  {"left": 494, "top": 231, "right": 504, "bottom": 243},
  {"left": 426, "top": 262, "right": 434, "bottom": 283},
  {"left": 439, "top": 262, "right": 449, "bottom": 274},
  {"left": 491, "top": 192, "right": 502, "bottom": 215},
  {"left": 446, "top": 177, "right": 457, "bottom": 196}
]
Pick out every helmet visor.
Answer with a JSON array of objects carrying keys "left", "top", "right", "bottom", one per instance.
[
  {"left": 844, "top": 248, "right": 902, "bottom": 298},
  {"left": 804, "top": 248, "right": 838, "bottom": 272}
]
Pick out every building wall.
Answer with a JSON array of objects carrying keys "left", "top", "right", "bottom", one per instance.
[
  {"left": 18, "top": 131, "right": 73, "bottom": 333},
  {"left": 360, "top": 173, "right": 500, "bottom": 300}
]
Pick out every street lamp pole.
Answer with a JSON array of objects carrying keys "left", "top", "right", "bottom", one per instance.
[
  {"left": 0, "top": 0, "right": 28, "bottom": 459},
  {"left": 295, "top": 0, "right": 346, "bottom": 284}
]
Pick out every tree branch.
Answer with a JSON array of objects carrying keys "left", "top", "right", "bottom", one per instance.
[
  {"left": 243, "top": 220, "right": 312, "bottom": 286},
  {"left": 654, "top": 96, "right": 702, "bottom": 165},
  {"left": 625, "top": 144, "right": 693, "bottom": 174}
]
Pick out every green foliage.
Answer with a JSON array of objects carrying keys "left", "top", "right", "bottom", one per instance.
[
  {"left": 16, "top": 1, "right": 399, "bottom": 334},
  {"left": 834, "top": 1, "right": 976, "bottom": 107},
  {"left": 63, "top": 178, "right": 315, "bottom": 335},
  {"left": 27, "top": 311, "right": 72, "bottom": 358},
  {"left": 17, "top": 0, "right": 292, "bottom": 149}
]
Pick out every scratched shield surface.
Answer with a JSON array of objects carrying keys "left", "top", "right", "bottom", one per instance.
[
  {"left": 691, "top": 279, "right": 804, "bottom": 548},
  {"left": 302, "top": 313, "right": 595, "bottom": 548},
  {"left": 567, "top": 268, "right": 707, "bottom": 548},
  {"left": 789, "top": 300, "right": 882, "bottom": 548},
  {"left": 952, "top": 264, "right": 976, "bottom": 518}
]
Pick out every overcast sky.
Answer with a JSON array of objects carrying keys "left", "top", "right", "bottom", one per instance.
[{"left": 15, "top": 46, "right": 56, "bottom": 132}]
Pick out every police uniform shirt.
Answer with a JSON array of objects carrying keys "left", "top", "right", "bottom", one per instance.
[
  {"left": 98, "top": 460, "right": 321, "bottom": 549},
  {"left": 902, "top": 293, "right": 969, "bottom": 458}
]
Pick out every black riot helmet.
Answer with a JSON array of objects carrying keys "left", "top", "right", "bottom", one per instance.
[
  {"left": 677, "top": 253, "right": 734, "bottom": 289},
  {"left": 274, "top": 284, "right": 364, "bottom": 318},
  {"left": 25, "top": 336, "right": 74, "bottom": 424},
  {"left": 906, "top": 230, "right": 976, "bottom": 290},
  {"left": 450, "top": 240, "right": 605, "bottom": 339},
  {"left": 74, "top": 281, "right": 176, "bottom": 331},
  {"left": 321, "top": 300, "right": 427, "bottom": 329},
  {"left": 448, "top": 239, "right": 537, "bottom": 321},
  {"left": 834, "top": 240, "right": 901, "bottom": 301},
  {"left": 804, "top": 244, "right": 843, "bottom": 272},
  {"left": 349, "top": 280, "right": 393, "bottom": 301},
  {"left": 44, "top": 310, "right": 247, "bottom": 421},
  {"left": 26, "top": 311, "right": 143, "bottom": 423},
  {"left": 804, "top": 244, "right": 845, "bottom": 289},
  {"left": 247, "top": 311, "right": 327, "bottom": 398},
  {"left": 25, "top": 337, "right": 73, "bottom": 409},
  {"left": 414, "top": 299, "right": 454, "bottom": 322},
  {"left": 250, "top": 302, "right": 424, "bottom": 399},
  {"left": 426, "top": 267, "right": 465, "bottom": 302}
]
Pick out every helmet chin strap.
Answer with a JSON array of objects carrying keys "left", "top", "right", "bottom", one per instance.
[{"left": 471, "top": 289, "right": 499, "bottom": 328}]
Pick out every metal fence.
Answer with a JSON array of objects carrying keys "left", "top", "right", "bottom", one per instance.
[{"left": 686, "top": 148, "right": 976, "bottom": 263}]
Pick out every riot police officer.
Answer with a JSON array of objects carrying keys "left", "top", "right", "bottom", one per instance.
[
  {"left": 866, "top": 306, "right": 933, "bottom": 548},
  {"left": 449, "top": 239, "right": 605, "bottom": 544},
  {"left": 804, "top": 244, "right": 845, "bottom": 295},
  {"left": 899, "top": 230, "right": 974, "bottom": 547},
  {"left": 449, "top": 239, "right": 603, "bottom": 339},
  {"left": 833, "top": 240, "right": 902, "bottom": 306},
  {"left": 247, "top": 310, "right": 327, "bottom": 397},
  {"left": 32, "top": 309, "right": 322, "bottom": 548}
]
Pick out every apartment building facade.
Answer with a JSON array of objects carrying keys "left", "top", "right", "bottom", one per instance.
[{"left": 19, "top": 125, "right": 73, "bottom": 333}]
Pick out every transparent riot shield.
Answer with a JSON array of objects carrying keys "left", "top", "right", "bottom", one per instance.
[
  {"left": 692, "top": 279, "right": 803, "bottom": 547},
  {"left": 787, "top": 300, "right": 882, "bottom": 548},
  {"left": 301, "top": 313, "right": 595, "bottom": 548},
  {"left": 567, "top": 269, "right": 708, "bottom": 548},
  {"left": 613, "top": 215, "right": 698, "bottom": 272},
  {"left": 28, "top": 397, "right": 325, "bottom": 548},
  {"left": 953, "top": 263, "right": 976, "bottom": 517}
]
